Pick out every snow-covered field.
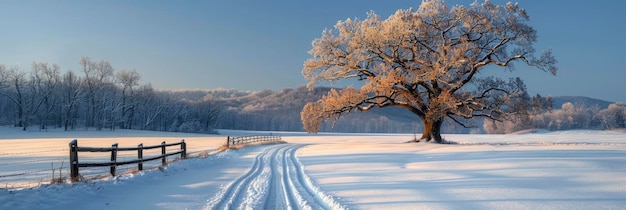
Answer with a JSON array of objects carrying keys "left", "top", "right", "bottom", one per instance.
[{"left": 1, "top": 127, "right": 626, "bottom": 209}]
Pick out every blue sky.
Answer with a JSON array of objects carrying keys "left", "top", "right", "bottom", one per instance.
[{"left": 1, "top": 0, "right": 625, "bottom": 102}]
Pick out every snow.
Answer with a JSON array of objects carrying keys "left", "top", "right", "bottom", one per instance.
[{"left": 2, "top": 127, "right": 626, "bottom": 209}]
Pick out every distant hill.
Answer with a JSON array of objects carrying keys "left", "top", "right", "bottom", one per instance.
[{"left": 551, "top": 96, "right": 613, "bottom": 109}]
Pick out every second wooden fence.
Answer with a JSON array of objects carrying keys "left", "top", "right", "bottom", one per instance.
[{"left": 226, "top": 135, "right": 282, "bottom": 147}]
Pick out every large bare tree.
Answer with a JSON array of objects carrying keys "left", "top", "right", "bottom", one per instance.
[{"left": 301, "top": 0, "right": 557, "bottom": 143}]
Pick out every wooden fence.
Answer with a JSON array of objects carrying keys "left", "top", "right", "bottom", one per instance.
[
  {"left": 226, "top": 135, "right": 282, "bottom": 147},
  {"left": 68, "top": 139, "right": 186, "bottom": 181}
]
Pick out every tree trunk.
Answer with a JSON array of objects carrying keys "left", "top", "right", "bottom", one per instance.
[{"left": 418, "top": 118, "right": 444, "bottom": 143}]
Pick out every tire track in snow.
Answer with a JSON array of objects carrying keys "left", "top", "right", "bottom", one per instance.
[
  {"left": 207, "top": 146, "right": 272, "bottom": 209},
  {"left": 205, "top": 144, "right": 344, "bottom": 210}
]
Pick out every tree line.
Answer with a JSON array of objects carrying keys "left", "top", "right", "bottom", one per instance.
[
  {"left": 0, "top": 57, "right": 422, "bottom": 134},
  {"left": 0, "top": 57, "right": 219, "bottom": 133},
  {"left": 484, "top": 98, "right": 626, "bottom": 134}
]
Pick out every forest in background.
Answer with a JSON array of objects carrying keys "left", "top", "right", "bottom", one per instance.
[
  {"left": 0, "top": 58, "right": 624, "bottom": 134},
  {"left": 0, "top": 58, "right": 421, "bottom": 134}
]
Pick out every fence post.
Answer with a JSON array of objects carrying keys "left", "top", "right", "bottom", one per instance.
[
  {"left": 161, "top": 141, "right": 167, "bottom": 166},
  {"left": 181, "top": 139, "right": 186, "bottom": 159},
  {"left": 69, "top": 139, "right": 79, "bottom": 181},
  {"left": 226, "top": 136, "right": 230, "bottom": 147},
  {"left": 110, "top": 143, "right": 118, "bottom": 176},
  {"left": 138, "top": 143, "right": 143, "bottom": 171}
]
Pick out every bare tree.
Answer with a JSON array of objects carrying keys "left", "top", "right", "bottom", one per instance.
[
  {"left": 31, "top": 62, "right": 61, "bottom": 130},
  {"left": 80, "top": 57, "right": 95, "bottom": 129},
  {"left": 135, "top": 84, "right": 166, "bottom": 130},
  {"left": 115, "top": 69, "right": 141, "bottom": 129},
  {"left": 0, "top": 65, "right": 14, "bottom": 125},
  {"left": 60, "top": 71, "right": 84, "bottom": 130},
  {"left": 0, "top": 65, "right": 8, "bottom": 89},
  {"left": 301, "top": 0, "right": 557, "bottom": 143},
  {"left": 2, "top": 67, "right": 28, "bottom": 129},
  {"left": 80, "top": 57, "right": 114, "bottom": 130},
  {"left": 194, "top": 100, "right": 221, "bottom": 133},
  {"left": 1, "top": 66, "right": 43, "bottom": 130}
]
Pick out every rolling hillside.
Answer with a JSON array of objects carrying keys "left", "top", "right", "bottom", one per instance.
[{"left": 552, "top": 96, "right": 613, "bottom": 109}]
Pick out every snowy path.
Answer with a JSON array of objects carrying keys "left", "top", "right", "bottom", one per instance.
[{"left": 205, "top": 143, "right": 343, "bottom": 210}]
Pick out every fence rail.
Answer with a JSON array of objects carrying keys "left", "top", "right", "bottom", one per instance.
[
  {"left": 69, "top": 139, "right": 186, "bottom": 181},
  {"left": 3, "top": 135, "right": 279, "bottom": 187},
  {"left": 226, "top": 135, "right": 282, "bottom": 147}
]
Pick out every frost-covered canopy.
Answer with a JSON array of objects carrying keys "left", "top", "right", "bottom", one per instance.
[{"left": 301, "top": 0, "right": 557, "bottom": 142}]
